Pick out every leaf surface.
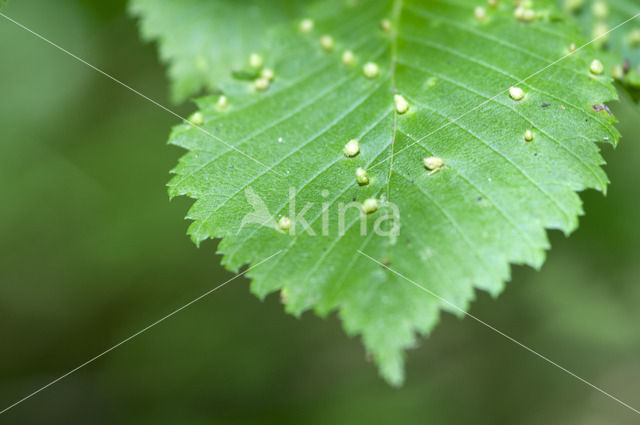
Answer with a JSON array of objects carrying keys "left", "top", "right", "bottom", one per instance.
[
  {"left": 163, "top": 0, "right": 618, "bottom": 384},
  {"left": 129, "top": 0, "right": 307, "bottom": 102},
  {"left": 563, "top": 0, "right": 640, "bottom": 91}
]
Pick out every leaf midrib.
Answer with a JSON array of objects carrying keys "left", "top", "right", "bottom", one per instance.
[
  {"left": 226, "top": 0, "right": 606, "bottom": 275},
  {"left": 383, "top": 0, "right": 404, "bottom": 263},
  {"left": 219, "top": 0, "right": 607, "bottom": 299}
]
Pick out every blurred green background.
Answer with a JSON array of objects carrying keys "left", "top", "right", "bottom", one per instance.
[{"left": 1, "top": 1, "right": 639, "bottom": 424}]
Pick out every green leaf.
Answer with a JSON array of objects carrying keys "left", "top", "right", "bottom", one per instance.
[
  {"left": 562, "top": 0, "right": 640, "bottom": 92},
  {"left": 165, "top": 0, "right": 619, "bottom": 384},
  {"left": 129, "top": 0, "right": 307, "bottom": 102}
]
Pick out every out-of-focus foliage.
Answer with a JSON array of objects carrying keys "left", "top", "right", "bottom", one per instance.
[{"left": 0, "top": 1, "right": 639, "bottom": 424}]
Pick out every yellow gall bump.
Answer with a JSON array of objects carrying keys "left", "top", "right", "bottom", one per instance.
[
  {"left": 509, "top": 86, "right": 525, "bottom": 101},
  {"left": 564, "top": 0, "right": 584, "bottom": 12},
  {"left": 260, "top": 68, "right": 275, "bottom": 81},
  {"left": 592, "top": 1, "right": 609, "bottom": 19},
  {"left": 321, "top": 35, "right": 334, "bottom": 52},
  {"left": 344, "top": 139, "right": 360, "bottom": 157},
  {"left": 342, "top": 50, "right": 355, "bottom": 66},
  {"left": 280, "top": 288, "right": 289, "bottom": 304},
  {"left": 629, "top": 29, "right": 640, "bottom": 47},
  {"left": 299, "top": 18, "right": 314, "bottom": 33},
  {"left": 394, "top": 94, "right": 409, "bottom": 114},
  {"left": 590, "top": 59, "right": 604, "bottom": 75},
  {"left": 189, "top": 111, "right": 203, "bottom": 126},
  {"left": 278, "top": 216, "right": 292, "bottom": 232},
  {"left": 515, "top": 7, "right": 535, "bottom": 22},
  {"left": 612, "top": 65, "right": 624, "bottom": 80},
  {"left": 521, "top": 9, "right": 536, "bottom": 22},
  {"left": 524, "top": 129, "right": 534, "bottom": 142},
  {"left": 423, "top": 156, "right": 444, "bottom": 174},
  {"left": 593, "top": 22, "right": 609, "bottom": 46},
  {"left": 362, "top": 198, "right": 378, "bottom": 214},
  {"left": 381, "top": 19, "right": 391, "bottom": 32},
  {"left": 363, "top": 62, "right": 379, "bottom": 78},
  {"left": 249, "top": 53, "right": 263, "bottom": 69},
  {"left": 514, "top": 6, "right": 525, "bottom": 19},
  {"left": 254, "top": 77, "right": 269, "bottom": 91},
  {"left": 474, "top": 6, "right": 487, "bottom": 22},
  {"left": 355, "top": 167, "right": 369, "bottom": 185},
  {"left": 217, "top": 95, "right": 228, "bottom": 110},
  {"left": 488, "top": 0, "right": 499, "bottom": 8}
]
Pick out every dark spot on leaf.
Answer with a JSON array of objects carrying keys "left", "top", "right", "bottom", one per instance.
[
  {"left": 541, "top": 103, "right": 550, "bottom": 108},
  {"left": 592, "top": 103, "right": 613, "bottom": 115},
  {"left": 477, "top": 196, "right": 483, "bottom": 201},
  {"left": 624, "top": 59, "right": 631, "bottom": 74}
]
